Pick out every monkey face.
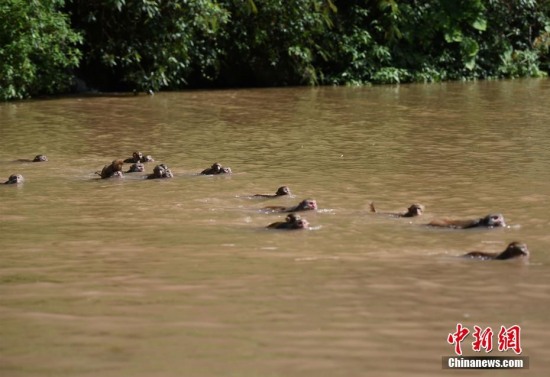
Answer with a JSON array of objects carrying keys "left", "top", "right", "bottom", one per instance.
[
  {"left": 295, "top": 218, "right": 309, "bottom": 229},
  {"left": 504, "top": 242, "right": 529, "bottom": 258},
  {"left": 33, "top": 155, "right": 48, "bottom": 162},
  {"left": 296, "top": 199, "right": 317, "bottom": 211},
  {"left": 152, "top": 164, "right": 173, "bottom": 178},
  {"left": 276, "top": 186, "right": 291, "bottom": 196},
  {"left": 285, "top": 214, "right": 309, "bottom": 229},
  {"left": 211, "top": 163, "right": 222, "bottom": 172},
  {"left": 407, "top": 204, "right": 425, "bottom": 216},
  {"left": 153, "top": 164, "right": 166, "bottom": 177},
  {"left": 128, "top": 163, "right": 145, "bottom": 172},
  {"left": 141, "top": 155, "right": 154, "bottom": 162},
  {"left": 5, "top": 174, "right": 24, "bottom": 184},
  {"left": 483, "top": 214, "right": 506, "bottom": 228}
]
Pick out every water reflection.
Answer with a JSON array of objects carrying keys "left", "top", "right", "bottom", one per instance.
[{"left": 1, "top": 79, "right": 550, "bottom": 376}]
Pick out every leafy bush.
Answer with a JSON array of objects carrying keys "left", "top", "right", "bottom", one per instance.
[
  {"left": 68, "top": 0, "right": 229, "bottom": 91},
  {"left": 214, "top": 0, "right": 336, "bottom": 86},
  {"left": 0, "top": 0, "right": 82, "bottom": 100},
  {"left": 320, "top": 4, "right": 387, "bottom": 85},
  {"left": 2, "top": 0, "right": 549, "bottom": 98},
  {"left": 479, "top": 0, "right": 549, "bottom": 78}
]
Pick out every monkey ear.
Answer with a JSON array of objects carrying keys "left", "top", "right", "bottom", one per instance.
[{"left": 369, "top": 202, "right": 377, "bottom": 213}]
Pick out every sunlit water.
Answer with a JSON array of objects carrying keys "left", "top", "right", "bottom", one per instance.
[{"left": 1, "top": 79, "right": 550, "bottom": 376}]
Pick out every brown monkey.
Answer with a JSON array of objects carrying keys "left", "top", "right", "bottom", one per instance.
[
  {"left": 124, "top": 151, "right": 154, "bottom": 163},
  {"left": 32, "top": 155, "right": 48, "bottom": 162},
  {"left": 97, "top": 159, "right": 124, "bottom": 179},
  {"left": 463, "top": 242, "right": 529, "bottom": 260},
  {"left": 124, "top": 151, "right": 142, "bottom": 163},
  {"left": 428, "top": 214, "right": 506, "bottom": 229},
  {"left": 254, "top": 186, "right": 291, "bottom": 198},
  {"left": 4, "top": 174, "right": 24, "bottom": 184},
  {"left": 147, "top": 164, "right": 173, "bottom": 179},
  {"left": 267, "top": 213, "right": 309, "bottom": 230},
  {"left": 370, "top": 202, "right": 424, "bottom": 217},
  {"left": 15, "top": 155, "right": 48, "bottom": 162},
  {"left": 141, "top": 154, "right": 155, "bottom": 162},
  {"left": 264, "top": 199, "right": 318, "bottom": 212},
  {"left": 200, "top": 162, "right": 232, "bottom": 175},
  {"left": 126, "top": 163, "right": 145, "bottom": 173}
]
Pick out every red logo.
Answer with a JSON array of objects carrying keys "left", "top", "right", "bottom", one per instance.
[
  {"left": 447, "top": 323, "right": 470, "bottom": 355},
  {"left": 447, "top": 324, "right": 522, "bottom": 355},
  {"left": 498, "top": 325, "right": 522, "bottom": 354},
  {"left": 472, "top": 326, "right": 493, "bottom": 352}
]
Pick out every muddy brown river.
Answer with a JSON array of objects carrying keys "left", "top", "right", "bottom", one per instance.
[{"left": 1, "top": 79, "right": 549, "bottom": 376}]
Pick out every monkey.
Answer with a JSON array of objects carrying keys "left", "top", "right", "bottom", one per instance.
[
  {"left": 141, "top": 154, "right": 154, "bottom": 162},
  {"left": 200, "top": 162, "right": 232, "bottom": 175},
  {"left": 110, "top": 171, "right": 124, "bottom": 179},
  {"left": 126, "top": 163, "right": 145, "bottom": 173},
  {"left": 463, "top": 242, "right": 529, "bottom": 260},
  {"left": 124, "top": 151, "right": 142, "bottom": 163},
  {"left": 4, "top": 174, "right": 24, "bottom": 184},
  {"left": 253, "top": 186, "right": 291, "bottom": 198},
  {"left": 32, "top": 155, "right": 48, "bottom": 162},
  {"left": 124, "top": 151, "right": 154, "bottom": 163},
  {"left": 370, "top": 202, "right": 425, "bottom": 217},
  {"left": 428, "top": 213, "right": 506, "bottom": 229},
  {"left": 14, "top": 155, "right": 48, "bottom": 162},
  {"left": 264, "top": 199, "right": 318, "bottom": 213},
  {"left": 147, "top": 164, "right": 173, "bottom": 179},
  {"left": 96, "top": 159, "right": 124, "bottom": 179},
  {"left": 267, "top": 213, "right": 309, "bottom": 230}
]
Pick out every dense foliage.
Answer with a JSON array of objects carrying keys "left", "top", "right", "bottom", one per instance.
[
  {"left": 1, "top": 0, "right": 549, "bottom": 99},
  {"left": 0, "top": 0, "right": 82, "bottom": 100},
  {"left": 67, "top": 0, "right": 229, "bottom": 91}
]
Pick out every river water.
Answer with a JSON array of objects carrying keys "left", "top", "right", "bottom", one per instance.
[{"left": 1, "top": 79, "right": 549, "bottom": 376}]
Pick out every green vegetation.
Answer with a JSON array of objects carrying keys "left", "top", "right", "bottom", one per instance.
[
  {"left": 0, "top": 0, "right": 82, "bottom": 100},
  {"left": 1, "top": 0, "right": 549, "bottom": 100},
  {"left": 67, "top": 0, "right": 229, "bottom": 92}
]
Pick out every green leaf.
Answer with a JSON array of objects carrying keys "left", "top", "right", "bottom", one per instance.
[
  {"left": 444, "top": 29, "right": 463, "bottom": 43},
  {"left": 247, "top": 0, "right": 257, "bottom": 14},
  {"left": 472, "top": 17, "right": 487, "bottom": 31},
  {"left": 461, "top": 37, "right": 479, "bottom": 57}
]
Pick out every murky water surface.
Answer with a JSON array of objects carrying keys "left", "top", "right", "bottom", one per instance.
[{"left": 1, "top": 80, "right": 550, "bottom": 376}]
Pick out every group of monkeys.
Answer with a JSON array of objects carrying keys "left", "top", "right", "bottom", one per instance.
[
  {"left": 263, "top": 197, "right": 528, "bottom": 261},
  {"left": 95, "top": 151, "right": 233, "bottom": 180},
  {"left": 3, "top": 152, "right": 529, "bottom": 262}
]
